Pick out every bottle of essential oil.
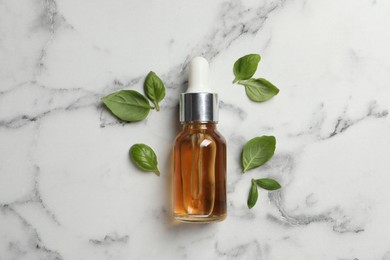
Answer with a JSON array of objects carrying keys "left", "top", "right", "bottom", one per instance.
[{"left": 173, "top": 57, "right": 227, "bottom": 223}]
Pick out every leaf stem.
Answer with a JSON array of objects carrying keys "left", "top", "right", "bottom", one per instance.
[
  {"left": 154, "top": 102, "right": 160, "bottom": 111},
  {"left": 236, "top": 80, "right": 247, "bottom": 86}
]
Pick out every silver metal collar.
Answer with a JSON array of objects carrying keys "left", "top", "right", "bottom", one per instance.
[{"left": 179, "top": 92, "right": 218, "bottom": 122}]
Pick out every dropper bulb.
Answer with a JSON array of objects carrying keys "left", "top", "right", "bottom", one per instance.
[{"left": 187, "top": 57, "right": 211, "bottom": 93}]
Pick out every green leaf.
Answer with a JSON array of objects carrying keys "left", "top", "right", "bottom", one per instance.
[
  {"left": 144, "top": 71, "right": 166, "bottom": 111},
  {"left": 102, "top": 90, "right": 151, "bottom": 122},
  {"left": 242, "top": 136, "right": 276, "bottom": 173},
  {"left": 238, "top": 78, "right": 279, "bottom": 102},
  {"left": 129, "top": 144, "right": 160, "bottom": 176},
  {"left": 255, "top": 178, "right": 281, "bottom": 190},
  {"left": 247, "top": 179, "right": 258, "bottom": 209},
  {"left": 233, "top": 54, "right": 261, "bottom": 83}
]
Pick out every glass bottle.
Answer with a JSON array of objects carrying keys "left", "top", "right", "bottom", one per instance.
[{"left": 172, "top": 57, "right": 227, "bottom": 223}]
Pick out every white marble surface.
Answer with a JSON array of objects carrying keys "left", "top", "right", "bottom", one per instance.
[{"left": 1, "top": 0, "right": 390, "bottom": 259}]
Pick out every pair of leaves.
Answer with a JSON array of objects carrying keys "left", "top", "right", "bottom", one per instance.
[
  {"left": 247, "top": 178, "right": 281, "bottom": 208},
  {"left": 102, "top": 71, "right": 165, "bottom": 122},
  {"left": 129, "top": 144, "right": 160, "bottom": 176},
  {"left": 241, "top": 136, "right": 281, "bottom": 209},
  {"left": 233, "top": 54, "right": 279, "bottom": 102}
]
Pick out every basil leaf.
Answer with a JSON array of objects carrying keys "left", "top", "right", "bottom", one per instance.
[
  {"left": 102, "top": 90, "right": 151, "bottom": 122},
  {"left": 233, "top": 54, "right": 261, "bottom": 83},
  {"left": 129, "top": 144, "right": 160, "bottom": 176},
  {"left": 239, "top": 78, "right": 279, "bottom": 102},
  {"left": 144, "top": 71, "right": 166, "bottom": 111},
  {"left": 242, "top": 136, "right": 276, "bottom": 173},
  {"left": 247, "top": 179, "right": 258, "bottom": 209},
  {"left": 255, "top": 178, "right": 281, "bottom": 190}
]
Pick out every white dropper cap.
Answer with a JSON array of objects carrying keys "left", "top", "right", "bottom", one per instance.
[
  {"left": 180, "top": 57, "right": 219, "bottom": 122},
  {"left": 187, "top": 57, "right": 212, "bottom": 93}
]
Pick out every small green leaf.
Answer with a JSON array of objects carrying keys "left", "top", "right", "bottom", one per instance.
[
  {"left": 233, "top": 54, "right": 261, "bottom": 83},
  {"left": 247, "top": 179, "right": 258, "bottom": 209},
  {"left": 102, "top": 90, "right": 151, "bottom": 122},
  {"left": 255, "top": 178, "right": 281, "bottom": 190},
  {"left": 242, "top": 136, "right": 276, "bottom": 173},
  {"left": 129, "top": 144, "right": 160, "bottom": 176},
  {"left": 144, "top": 71, "right": 166, "bottom": 111},
  {"left": 238, "top": 78, "right": 279, "bottom": 102}
]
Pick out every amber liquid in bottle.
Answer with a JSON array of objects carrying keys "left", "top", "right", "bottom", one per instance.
[{"left": 173, "top": 122, "right": 227, "bottom": 223}]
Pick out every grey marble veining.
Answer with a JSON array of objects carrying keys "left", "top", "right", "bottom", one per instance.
[{"left": 1, "top": 0, "right": 390, "bottom": 259}]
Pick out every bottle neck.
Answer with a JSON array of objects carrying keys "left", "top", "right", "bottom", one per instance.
[{"left": 182, "top": 121, "right": 217, "bottom": 130}]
